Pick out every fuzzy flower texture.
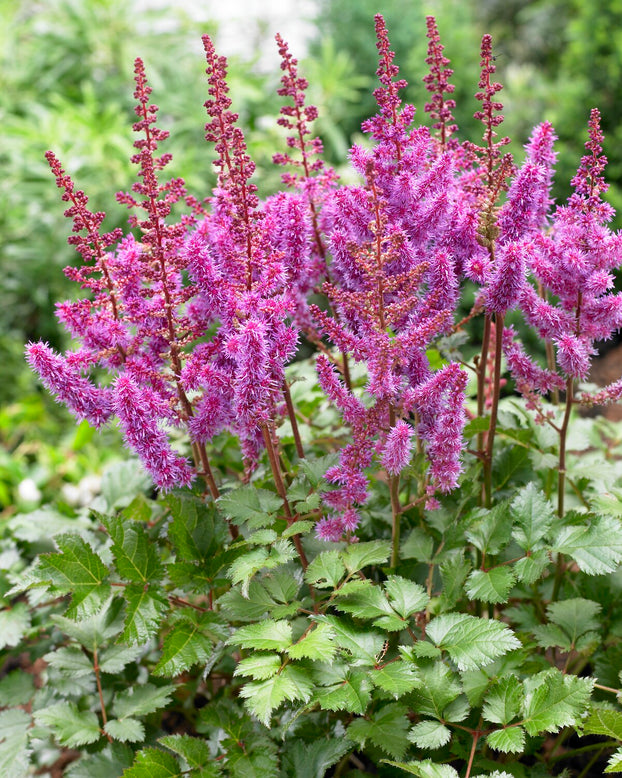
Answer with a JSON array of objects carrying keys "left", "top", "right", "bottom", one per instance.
[{"left": 27, "top": 16, "right": 622, "bottom": 541}]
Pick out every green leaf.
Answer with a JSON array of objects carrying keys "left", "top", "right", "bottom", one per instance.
[
  {"left": 0, "top": 602, "right": 30, "bottom": 649},
  {"left": 465, "top": 503, "right": 514, "bottom": 555},
  {"left": 486, "top": 727, "right": 525, "bottom": 753},
  {"left": 122, "top": 748, "right": 182, "bottom": 778},
  {"left": 299, "top": 454, "right": 340, "bottom": 487},
  {"left": 425, "top": 613, "right": 521, "bottom": 670},
  {"left": 304, "top": 550, "right": 345, "bottom": 588},
  {"left": 122, "top": 584, "right": 168, "bottom": 644},
  {"left": 583, "top": 707, "right": 622, "bottom": 739},
  {"left": 384, "top": 575, "right": 429, "bottom": 619},
  {"left": 153, "top": 619, "right": 214, "bottom": 677},
  {"left": 370, "top": 661, "right": 420, "bottom": 697},
  {"left": 522, "top": 669, "right": 593, "bottom": 735},
  {"left": 511, "top": 483, "right": 555, "bottom": 549},
  {"left": 228, "top": 540, "right": 296, "bottom": 597},
  {"left": 0, "top": 670, "right": 34, "bottom": 707},
  {"left": 51, "top": 596, "right": 125, "bottom": 650},
  {"left": 159, "top": 735, "right": 212, "bottom": 770},
  {"left": 319, "top": 614, "right": 384, "bottom": 665},
  {"left": 36, "top": 534, "right": 109, "bottom": 607},
  {"left": 35, "top": 702, "right": 101, "bottom": 747},
  {"left": 401, "top": 528, "right": 434, "bottom": 562},
  {"left": 347, "top": 703, "right": 410, "bottom": 759},
  {"left": 43, "top": 646, "right": 93, "bottom": 677},
  {"left": 239, "top": 665, "right": 313, "bottom": 726},
  {"left": 412, "top": 661, "right": 462, "bottom": 719},
  {"left": 334, "top": 580, "right": 395, "bottom": 620},
  {"left": 283, "top": 738, "right": 351, "bottom": 778},
  {"left": 217, "top": 486, "right": 282, "bottom": 527},
  {"left": 235, "top": 653, "right": 282, "bottom": 680},
  {"left": 408, "top": 720, "right": 452, "bottom": 749},
  {"left": 606, "top": 747, "right": 622, "bottom": 773},
  {"left": 381, "top": 761, "right": 459, "bottom": 777},
  {"left": 282, "top": 520, "right": 314, "bottom": 538},
  {"left": 545, "top": 598, "right": 601, "bottom": 646},
  {"left": 105, "top": 718, "right": 145, "bottom": 743},
  {"left": 439, "top": 554, "right": 471, "bottom": 611},
  {"left": 342, "top": 540, "right": 391, "bottom": 573},
  {"left": 99, "top": 644, "right": 144, "bottom": 674},
  {"left": 103, "top": 514, "right": 164, "bottom": 583},
  {"left": 482, "top": 676, "right": 523, "bottom": 725},
  {"left": 513, "top": 550, "right": 550, "bottom": 584},
  {"left": 101, "top": 461, "right": 152, "bottom": 511},
  {"left": 113, "top": 683, "right": 175, "bottom": 719},
  {"left": 0, "top": 709, "right": 32, "bottom": 778},
  {"left": 465, "top": 568, "right": 516, "bottom": 603},
  {"left": 166, "top": 492, "right": 227, "bottom": 563},
  {"left": 313, "top": 665, "right": 372, "bottom": 714},
  {"left": 287, "top": 621, "right": 336, "bottom": 660},
  {"left": 553, "top": 514, "right": 622, "bottom": 574},
  {"left": 229, "top": 619, "right": 293, "bottom": 651},
  {"left": 65, "top": 743, "right": 134, "bottom": 778}
]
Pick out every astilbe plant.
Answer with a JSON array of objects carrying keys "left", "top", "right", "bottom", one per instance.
[{"left": 12, "top": 13, "right": 622, "bottom": 778}]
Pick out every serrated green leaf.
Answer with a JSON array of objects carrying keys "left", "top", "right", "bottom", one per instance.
[
  {"left": 522, "top": 670, "right": 593, "bottom": 735},
  {"left": 217, "top": 486, "right": 282, "bottom": 527},
  {"left": 583, "top": 708, "right": 622, "bottom": 739},
  {"left": 334, "top": 579, "right": 394, "bottom": 619},
  {"left": 483, "top": 676, "right": 523, "bottom": 725},
  {"left": 0, "top": 670, "right": 35, "bottom": 707},
  {"left": 36, "top": 533, "right": 109, "bottom": 606},
  {"left": 381, "top": 760, "right": 459, "bottom": 777},
  {"left": 153, "top": 620, "right": 214, "bottom": 677},
  {"left": 282, "top": 520, "right": 314, "bottom": 538},
  {"left": 486, "top": 727, "right": 525, "bottom": 753},
  {"left": 0, "top": 602, "right": 30, "bottom": 649},
  {"left": 103, "top": 514, "right": 164, "bottom": 583},
  {"left": 122, "top": 747, "right": 181, "bottom": 777},
  {"left": 228, "top": 541, "right": 296, "bottom": 597},
  {"left": 319, "top": 614, "right": 384, "bottom": 665},
  {"left": 283, "top": 737, "right": 351, "bottom": 778},
  {"left": 0, "top": 709, "right": 32, "bottom": 778},
  {"left": 159, "top": 734, "right": 212, "bottom": 769},
  {"left": 113, "top": 683, "right": 175, "bottom": 719},
  {"left": 239, "top": 665, "right": 313, "bottom": 726},
  {"left": 299, "top": 454, "right": 340, "bottom": 487},
  {"left": 465, "top": 568, "right": 516, "bottom": 603},
  {"left": 229, "top": 619, "right": 292, "bottom": 651},
  {"left": 51, "top": 596, "right": 125, "bottom": 650},
  {"left": 411, "top": 641, "right": 443, "bottom": 660},
  {"left": 606, "top": 747, "right": 622, "bottom": 773},
  {"left": 105, "top": 718, "right": 145, "bottom": 743},
  {"left": 122, "top": 584, "right": 168, "bottom": 644},
  {"left": 400, "top": 528, "right": 435, "bottom": 562},
  {"left": 511, "top": 483, "right": 555, "bottom": 549},
  {"left": 426, "top": 614, "right": 521, "bottom": 670},
  {"left": 347, "top": 703, "right": 409, "bottom": 758},
  {"left": 370, "top": 661, "right": 420, "bottom": 697},
  {"left": 412, "top": 661, "right": 462, "bottom": 719},
  {"left": 35, "top": 702, "right": 101, "bottom": 747},
  {"left": 304, "top": 550, "right": 345, "bottom": 588},
  {"left": 465, "top": 503, "right": 514, "bottom": 555},
  {"left": 99, "top": 643, "right": 144, "bottom": 674},
  {"left": 65, "top": 743, "right": 135, "bottom": 778},
  {"left": 384, "top": 576, "right": 429, "bottom": 619},
  {"left": 439, "top": 554, "right": 471, "bottom": 611},
  {"left": 314, "top": 665, "right": 372, "bottom": 714},
  {"left": 553, "top": 514, "right": 622, "bottom": 574},
  {"left": 166, "top": 492, "right": 227, "bottom": 563},
  {"left": 247, "top": 529, "right": 278, "bottom": 545},
  {"left": 408, "top": 720, "right": 452, "bottom": 749},
  {"left": 43, "top": 645, "right": 93, "bottom": 677},
  {"left": 547, "top": 598, "right": 601, "bottom": 643},
  {"left": 513, "top": 550, "right": 550, "bottom": 584},
  {"left": 287, "top": 621, "right": 336, "bottom": 660},
  {"left": 342, "top": 540, "right": 391, "bottom": 573},
  {"left": 235, "top": 653, "right": 282, "bottom": 680}
]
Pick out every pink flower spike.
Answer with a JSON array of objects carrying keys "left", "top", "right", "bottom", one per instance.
[{"left": 382, "top": 420, "right": 413, "bottom": 475}]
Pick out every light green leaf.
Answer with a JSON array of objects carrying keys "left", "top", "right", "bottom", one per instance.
[
  {"left": 235, "top": 653, "right": 282, "bottom": 680},
  {"left": 347, "top": 703, "right": 409, "bottom": 758},
  {"left": 426, "top": 614, "right": 521, "bottom": 671},
  {"left": 370, "top": 661, "right": 420, "bottom": 697},
  {"left": 99, "top": 644, "right": 144, "bottom": 674},
  {"left": 166, "top": 492, "right": 227, "bottom": 563},
  {"left": 465, "top": 503, "right": 513, "bottom": 555},
  {"left": 43, "top": 646, "right": 93, "bottom": 677},
  {"left": 606, "top": 747, "right": 622, "bottom": 773},
  {"left": 408, "top": 720, "right": 452, "bottom": 749},
  {"left": 384, "top": 576, "right": 429, "bottom": 619},
  {"left": 122, "top": 747, "right": 181, "bottom": 777},
  {"left": 36, "top": 533, "right": 109, "bottom": 606},
  {"left": 64, "top": 743, "right": 134, "bottom": 778},
  {"left": 342, "top": 540, "right": 391, "bottom": 573},
  {"left": 334, "top": 580, "right": 394, "bottom": 619},
  {"left": 553, "top": 514, "right": 622, "bottom": 574},
  {"left": 104, "top": 718, "right": 145, "bottom": 743},
  {"left": 483, "top": 676, "right": 523, "bottom": 725},
  {"left": 522, "top": 669, "right": 593, "bottom": 735},
  {"left": 51, "top": 596, "right": 125, "bottom": 651},
  {"left": 0, "top": 602, "right": 31, "bottom": 649},
  {"left": 465, "top": 568, "right": 516, "bottom": 603},
  {"left": 228, "top": 540, "right": 296, "bottom": 597},
  {"left": 400, "top": 528, "right": 434, "bottom": 562},
  {"left": 287, "top": 621, "right": 336, "bottom": 660},
  {"left": 299, "top": 454, "right": 340, "bottom": 487},
  {"left": 513, "top": 550, "right": 550, "bottom": 584},
  {"left": 239, "top": 665, "right": 313, "bottom": 726},
  {"left": 304, "top": 550, "right": 345, "bottom": 588},
  {"left": 229, "top": 619, "right": 293, "bottom": 651},
  {"left": 113, "top": 683, "right": 175, "bottom": 719},
  {"left": 217, "top": 486, "right": 282, "bottom": 527},
  {"left": 382, "top": 760, "right": 459, "bottom": 777},
  {"left": 35, "top": 702, "right": 101, "bottom": 747},
  {"left": 545, "top": 598, "right": 601, "bottom": 646},
  {"left": 410, "top": 642, "right": 443, "bottom": 660},
  {"left": 412, "top": 662, "right": 462, "bottom": 719},
  {"left": 0, "top": 670, "right": 35, "bottom": 707},
  {"left": 319, "top": 614, "right": 384, "bottom": 665},
  {"left": 314, "top": 666, "right": 372, "bottom": 714},
  {"left": 103, "top": 514, "right": 164, "bottom": 583},
  {"left": 153, "top": 620, "right": 214, "bottom": 677},
  {"left": 282, "top": 521, "right": 315, "bottom": 538},
  {"left": 122, "top": 584, "right": 168, "bottom": 644},
  {"left": 283, "top": 737, "right": 351, "bottom": 778},
  {"left": 439, "top": 554, "right": 471, "bottom": 611},
  {"left": 486, "top": 726, "right": 525, "bottom": 753},
  {"left": 511, "top": 483, "right": 555, "bottom": 549},
  {"left": 0, "top": 709, "right": 32, "bottom": 778},
  {"left": 159, "top": 734, "right": 212, "bottom": 769},
  {"left": 583, "top": 708, "right": 622, "bottom": 739}
]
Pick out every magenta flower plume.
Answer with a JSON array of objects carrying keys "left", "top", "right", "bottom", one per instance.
[
  {"left": 382, "top": 420, "right": 413, "bottom": 475},
  {"left": 423, "top": 15, "right": 457, "bottom": 149}
]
